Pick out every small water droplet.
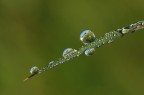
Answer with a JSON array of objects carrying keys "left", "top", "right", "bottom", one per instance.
[
  {"left": 80, "top": 30, "right": 96, "bottom": 44},
  {"left": 48, "top": 61, "right": 54, "bottom": 68},
  {"left": 77, "top": 51, "right": 81, "bottom": 56},
  {"left": 108, "top": 40, "right": 113, "bottom": 43},
  {"left": 130, "top": 24, "right": 135, "bottom": 28},
  {"left": 135, "top": 25, "right": 142, "bottom": 30},
  {"left": 113, "top": 34, "right": 116, "bottom": 36},
  {"left": 141, "top": 21, "right": 144, "bottom": 26},
  {"left": 63, "top": 48, "right": 73, "bottom": 57},
  {"left": 30, "top": 66, "right": 39, "bottom": 74},
  {"left": 63, "top": 48, "right": 77, "bottom": 58},
  {"left": 85, "top": 48, "right": 95, "bottom": 56},
  {"left": 105, "top": 33, "right": 109, "bottom": 37},
  {"left": 122, "top": 28, "right": 129, "bottom": 34},
  {"left": 57, "top": 58, "right": 62, "bottom": 64}
]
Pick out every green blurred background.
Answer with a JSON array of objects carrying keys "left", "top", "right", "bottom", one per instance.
[{"left": 0, "top": 0, "right": 144, "bottom": 95}]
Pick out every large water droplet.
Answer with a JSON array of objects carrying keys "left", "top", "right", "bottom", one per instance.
[
  {"left": 80, "top": 30, "right": 96, "bottom": 44},
  {"left": 30, "top": 66, "right": 39, "bottom": 74},
  {"left": 63, "top": 48, "right": 77, "bottom": 58},
  {"left": 85, "top": 48, "right": 95, "bottom": 56}
]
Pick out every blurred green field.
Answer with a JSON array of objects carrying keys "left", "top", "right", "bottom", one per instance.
[{"left": 0, "top": 0, "right": 144, "bottom": 95}]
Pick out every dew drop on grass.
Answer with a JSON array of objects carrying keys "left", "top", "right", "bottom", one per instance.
[
  {"left": 108, "top": 40, "right": 113, "bottom": 43},
  {"left": 63, "top": 48, "right": 77, "bottom": 58},
  {"left": 48, "top": 61, "right": 54, "bottom": 68},
  {"left": 30, "top": 66, "right": 39, "bottom": 74},
  {"left": 63, "top": 48, "right": 73, "bottom": 57},
  {"left": 80, "top": 30, "right": 96, "bottom": 44},
  {"left": 85, "top": 48, "right": 95, "bottom": 56}
]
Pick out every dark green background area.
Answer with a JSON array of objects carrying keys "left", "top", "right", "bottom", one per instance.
[{"left": 0, "top": 0, "right": 144, "bottom": 95}]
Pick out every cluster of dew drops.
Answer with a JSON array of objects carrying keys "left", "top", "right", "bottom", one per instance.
[{"left": 29, "top": 30, "right": 96, "bottom": 75}]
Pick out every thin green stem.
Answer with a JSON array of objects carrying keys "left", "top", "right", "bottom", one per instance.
[{"left": 24, "top": 21, "right": 144, "bottom": 81}]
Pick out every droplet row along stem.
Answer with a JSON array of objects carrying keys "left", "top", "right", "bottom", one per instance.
[{"left": 25, "top": 21, "right": 144, "bottom": 80}]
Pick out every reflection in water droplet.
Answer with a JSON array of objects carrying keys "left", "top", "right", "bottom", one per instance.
[
  {"left": 85, "top": 48, "right": 95, "bottom": 56},
  {"left": 30, "top": 66, "right": 39, "bottom": 74},
  {"left": 63, "top": 48, "right": 77, "bottom": 58},
  {"left": 63, "top": 48, "right": 73, "bottom": 57},
  {"left": 80, "top": 30, "right": 96, "bottom": 44}
]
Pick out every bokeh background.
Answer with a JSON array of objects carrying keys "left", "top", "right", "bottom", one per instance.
[{"left": 0, "top": 0, "right": 144, "bottom": 95}]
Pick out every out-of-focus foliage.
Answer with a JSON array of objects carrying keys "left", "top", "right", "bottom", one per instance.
[{"left": 0, "top": 0, "right": 144, "bottom": 95}]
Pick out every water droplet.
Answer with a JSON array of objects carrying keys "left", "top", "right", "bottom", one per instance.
[
  {"left": 77, "top": 51, "right": 81, "bottom": 56},
  {"left": 63, "top": 48, "right": 73, "bottom": 57},
  {"left": 30, "top": 66, "right": 39, "bottom": 74},
  {"left": 141, "top": 21, "right": 144, "bottom": 26},
  {"left": 57, "top": 58, "right": 62, "bottom": 64},
  {"left": 105, "top": 33, "right": 109, "bottom": 37},
  {"left": 122, "top": 28, "right": 129, "bottom": 34},
  {"left": 48, "top": 61, "right": 54, "bottom": 68},
  {"left": 130, "top": 24, "right": 135, "bottom": 28},
  {"left": 63, "top": 48, "right": 77, "bottom": 58},
  {"left": 113, "top": 34, "right": 116, "bottom": 36},
  {"left": 108, "top": 40, "right": 113, "bottom": 43},
  {"left": 85, "top": 48, "right": 95, "bottom": 56},
  {"left": 80, "top": 30, "right": 96, "bottom": 44}
]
